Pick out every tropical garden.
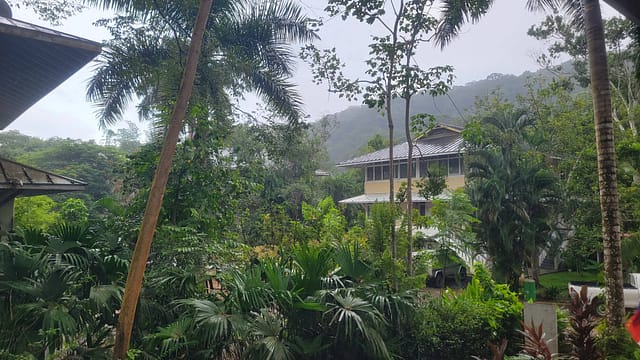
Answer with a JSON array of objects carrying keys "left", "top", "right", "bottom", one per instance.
[{"left": 1, "top": 0, "right": 640, "bottom": 359}]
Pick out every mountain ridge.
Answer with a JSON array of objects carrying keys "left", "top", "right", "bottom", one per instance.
[{"left": 319, "top": 67, "right": 562, "bottom": 163}]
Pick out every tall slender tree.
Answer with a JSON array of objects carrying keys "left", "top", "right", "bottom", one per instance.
[
  {"left": 435, "top": 0, "right": 625, "bottom": 328},
  {"left": 81, "top": 0, "right": 317, "bottom": 355},
  {"left": 112, "top": 2, "right": 214, "bottom": 357},
  {"left": 302, "top": 0, "right": 453, "bottom": 276}
]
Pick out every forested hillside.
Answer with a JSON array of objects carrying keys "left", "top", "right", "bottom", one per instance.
[{"left": 323, "top": 68, "right": 560, "bottom": 162}]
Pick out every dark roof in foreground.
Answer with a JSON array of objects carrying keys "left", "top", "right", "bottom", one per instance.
[
  {"left": 604, "top": 0, "right": 640, "bottom": 25},
  {"left": 0, "top": 15, "right": 102, "bottom": 129},
  {"left": 337, "top": 124, "right": 464, "bottom": 168},
  {"left": 0, "top": 157, "right": 87, "bottom": 206}
]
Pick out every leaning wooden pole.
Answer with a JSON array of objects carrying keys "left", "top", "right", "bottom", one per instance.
[{"left": 112, "top": 0, "right": 214, "bottom": 358}]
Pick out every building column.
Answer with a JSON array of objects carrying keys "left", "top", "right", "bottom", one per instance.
[{"left": 0, "top": 198, "right": 14, "bottom": 233}]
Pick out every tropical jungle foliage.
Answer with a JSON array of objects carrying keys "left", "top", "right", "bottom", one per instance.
[{"left": 2, "top": 0, "right": 640, "bottom": 358}]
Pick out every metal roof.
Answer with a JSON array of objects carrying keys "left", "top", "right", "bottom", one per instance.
[
  {"left": 0, "top": 157, "right": 87, "bottom": 206},
  {"left": 338, "top": 125, "right": 464, "bottom": 168},
  {"left": 0, "top": 15, "right": 102, "bottom": 129}
]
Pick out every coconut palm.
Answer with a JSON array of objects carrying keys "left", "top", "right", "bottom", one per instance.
[{"left": 437, "top": 0, "right": 625, "bottom": 327}]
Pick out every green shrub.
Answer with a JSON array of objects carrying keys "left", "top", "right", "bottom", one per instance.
[
  {"left": 543, "top": 285, "right": 561, "bottom": 300},
  {"left": 407, "top": 264, "right": 523, "bottom": 359},
  {"left": 596, "top": 324, "right": 640, "bottom": 359},
  {"left": 401, "top": 274, "right": 427, "bottom": 290},
  {"left": 414, "top": 296, "right": 500, "bottom": 359}
]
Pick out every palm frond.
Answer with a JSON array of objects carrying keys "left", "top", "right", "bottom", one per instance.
[
  {"left": 525, "top": 0, "right": 561, "bottom": 12},
  {"left": 87, "top": 34, "right": 168, "bottom": 127},
  {"left": 89, "top": 284, "right": 123, "bottom": 312},
  {"left": 434, "top": 0, "right": 495, "bottom": 49},
  {"left": 82, "top": 0, "right": 153, "bottom": 14},
  {"left": 247, "top": 309, "right": 295, "bottom": 360},
  {"left": 145, "top": 317, "right": 196, "bottom": 357},
  {"left": 333, "top": 241, "right": 370, "bottom": 283},
  {"left": 178, "top": 298, "right": 237, "bottom": 345},
  {"left": 324, "top": 290, "right": 391, "bottom": 359},
  {"left": 235, "top": 61, "right": 304, "bottom": 124}
]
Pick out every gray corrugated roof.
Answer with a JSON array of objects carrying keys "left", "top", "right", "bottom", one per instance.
[
  {"left": 0, "top": 16, "right": 102, "bottom": 129},
  {"left": 0, "top": 157, "right": 87, "bottom": 205},
  {"left": 338, "top": 134, "right": 463, "bottom": 168}
]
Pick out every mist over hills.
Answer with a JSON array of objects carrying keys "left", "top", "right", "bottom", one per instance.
[{"left": 320, "top": 68, "right": 559, "bottom": 163}]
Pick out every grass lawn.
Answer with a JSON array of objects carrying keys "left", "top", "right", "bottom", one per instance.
[{"left": 538, "top": 271, "right": 600, "bottom": 301}]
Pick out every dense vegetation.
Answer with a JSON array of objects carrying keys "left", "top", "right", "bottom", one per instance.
[{"left": 1, "top": 0, "right": 640, "bottom": 358}]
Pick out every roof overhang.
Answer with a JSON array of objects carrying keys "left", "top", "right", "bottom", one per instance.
[
  {"left": 0, "top": 16, "right": 102, "bottom": 129},
  {"left": 339, "top": 191, "right": 450, "bottom": 205},
  {"left": 604, "top": 0, "right": 640, "bottom": 25},
  {"left": 337, "top": 123, "right": 464, "bottom": 168},
  {"left": 0, "top": 157, "right": 87, "bottom": 206}
]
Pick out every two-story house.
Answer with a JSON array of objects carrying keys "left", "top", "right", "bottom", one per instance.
[{"left": 336, "top": 124, "right": 464, "bottom": 215}]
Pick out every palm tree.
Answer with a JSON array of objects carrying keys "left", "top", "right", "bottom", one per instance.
[
  {"left": 87, "top": 0, "right": 316, "bottom": 128},
  {"left": 109, "top": 2, "right": 214, "bottom": 357},
  {"left": 81, "top": 1, "right": 317, "bottom": 357},
  {"left": 436, "top": 0, "right": 625, "bottom": 328},
  {"left": 465, "top": 108, "right": 560, "bottom": 289}
]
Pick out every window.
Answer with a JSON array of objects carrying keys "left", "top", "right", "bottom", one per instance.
[
  {"left": 399, "top": 163, "right": 407, "bottom": 178},
  {"left": 449, "top": 157, "right": 460, "bottom": 175},
  {"left": 374, "top": 166, "right": 382, "bottom": 180},
  {"left": 382, "top": 165, "right": 390, "bottom": 180},
  {"left": 419, "top": 160, "right": 427, "bottom": 177},
  {"left": 367, "top": 167, "right": 374, "bottom": 181},
  {"left": 439, "top": 159, "right": 448, "bottom": 173}
]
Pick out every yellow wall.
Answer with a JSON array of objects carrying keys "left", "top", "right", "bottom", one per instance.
[
  {"left": 363, "top": 175, "right": 465, "bottom": 195},
  {"left": 446, "top": 175, "right": 465, "bottom": 190}
]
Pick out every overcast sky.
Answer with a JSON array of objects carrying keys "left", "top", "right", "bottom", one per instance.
[{"left": 4, "top": 0, "right": 621, "bottom": 142}]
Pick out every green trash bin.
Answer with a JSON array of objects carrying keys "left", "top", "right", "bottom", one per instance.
[{"left": 523, "top": 279, "right": 536, "bottom": 302}]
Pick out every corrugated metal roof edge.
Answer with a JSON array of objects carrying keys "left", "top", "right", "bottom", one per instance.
[
  {"left": 0, "top": 157, "right": 88, "bottom": 186},
  {"left": 336, "top": 124, "right": 464, "bottom": 167},
  {"left": 337, "top": 150, "right": 463, "bottom": 168}
]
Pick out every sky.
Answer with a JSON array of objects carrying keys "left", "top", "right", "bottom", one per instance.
[{"left": 4, "top": 0, "right": 622, "bottom": 142}]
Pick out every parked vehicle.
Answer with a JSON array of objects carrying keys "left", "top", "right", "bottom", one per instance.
[
  {"left": 427, "top": 264, "right": 467, "bottom": 288},
  {"left": 568, "top": 273, "right": 640, "bottom": 310}
]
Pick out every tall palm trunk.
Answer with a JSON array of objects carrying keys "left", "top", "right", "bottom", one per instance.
[
  {"left": 112, "top": 0, "right": 214, "bottom": 358},
  {"left": 582, "top": 0, "right": 625, "bottom": 328}
]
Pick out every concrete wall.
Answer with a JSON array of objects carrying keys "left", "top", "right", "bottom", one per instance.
[{"left": 523, "top": 302, "right": 558, "bottom": 355}]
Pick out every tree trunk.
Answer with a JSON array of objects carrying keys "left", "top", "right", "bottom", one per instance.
[
  {"left": 112, "top": 0, "right": 214, "bottom": 358},
  {"left": 387, "top": 100, "right": 396, "bottom": 261},
  {"left": 582, "top": 0, "right": 625, "bottom": 329},
  {"left": 404, "top": 96, "right": 413, "bottom": 276},
  {"left": 530, "top": 245, "right": 540, "bottom": 285},
  {"left": 387, "top": 25, "right": 401, "bottom": 264}
]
